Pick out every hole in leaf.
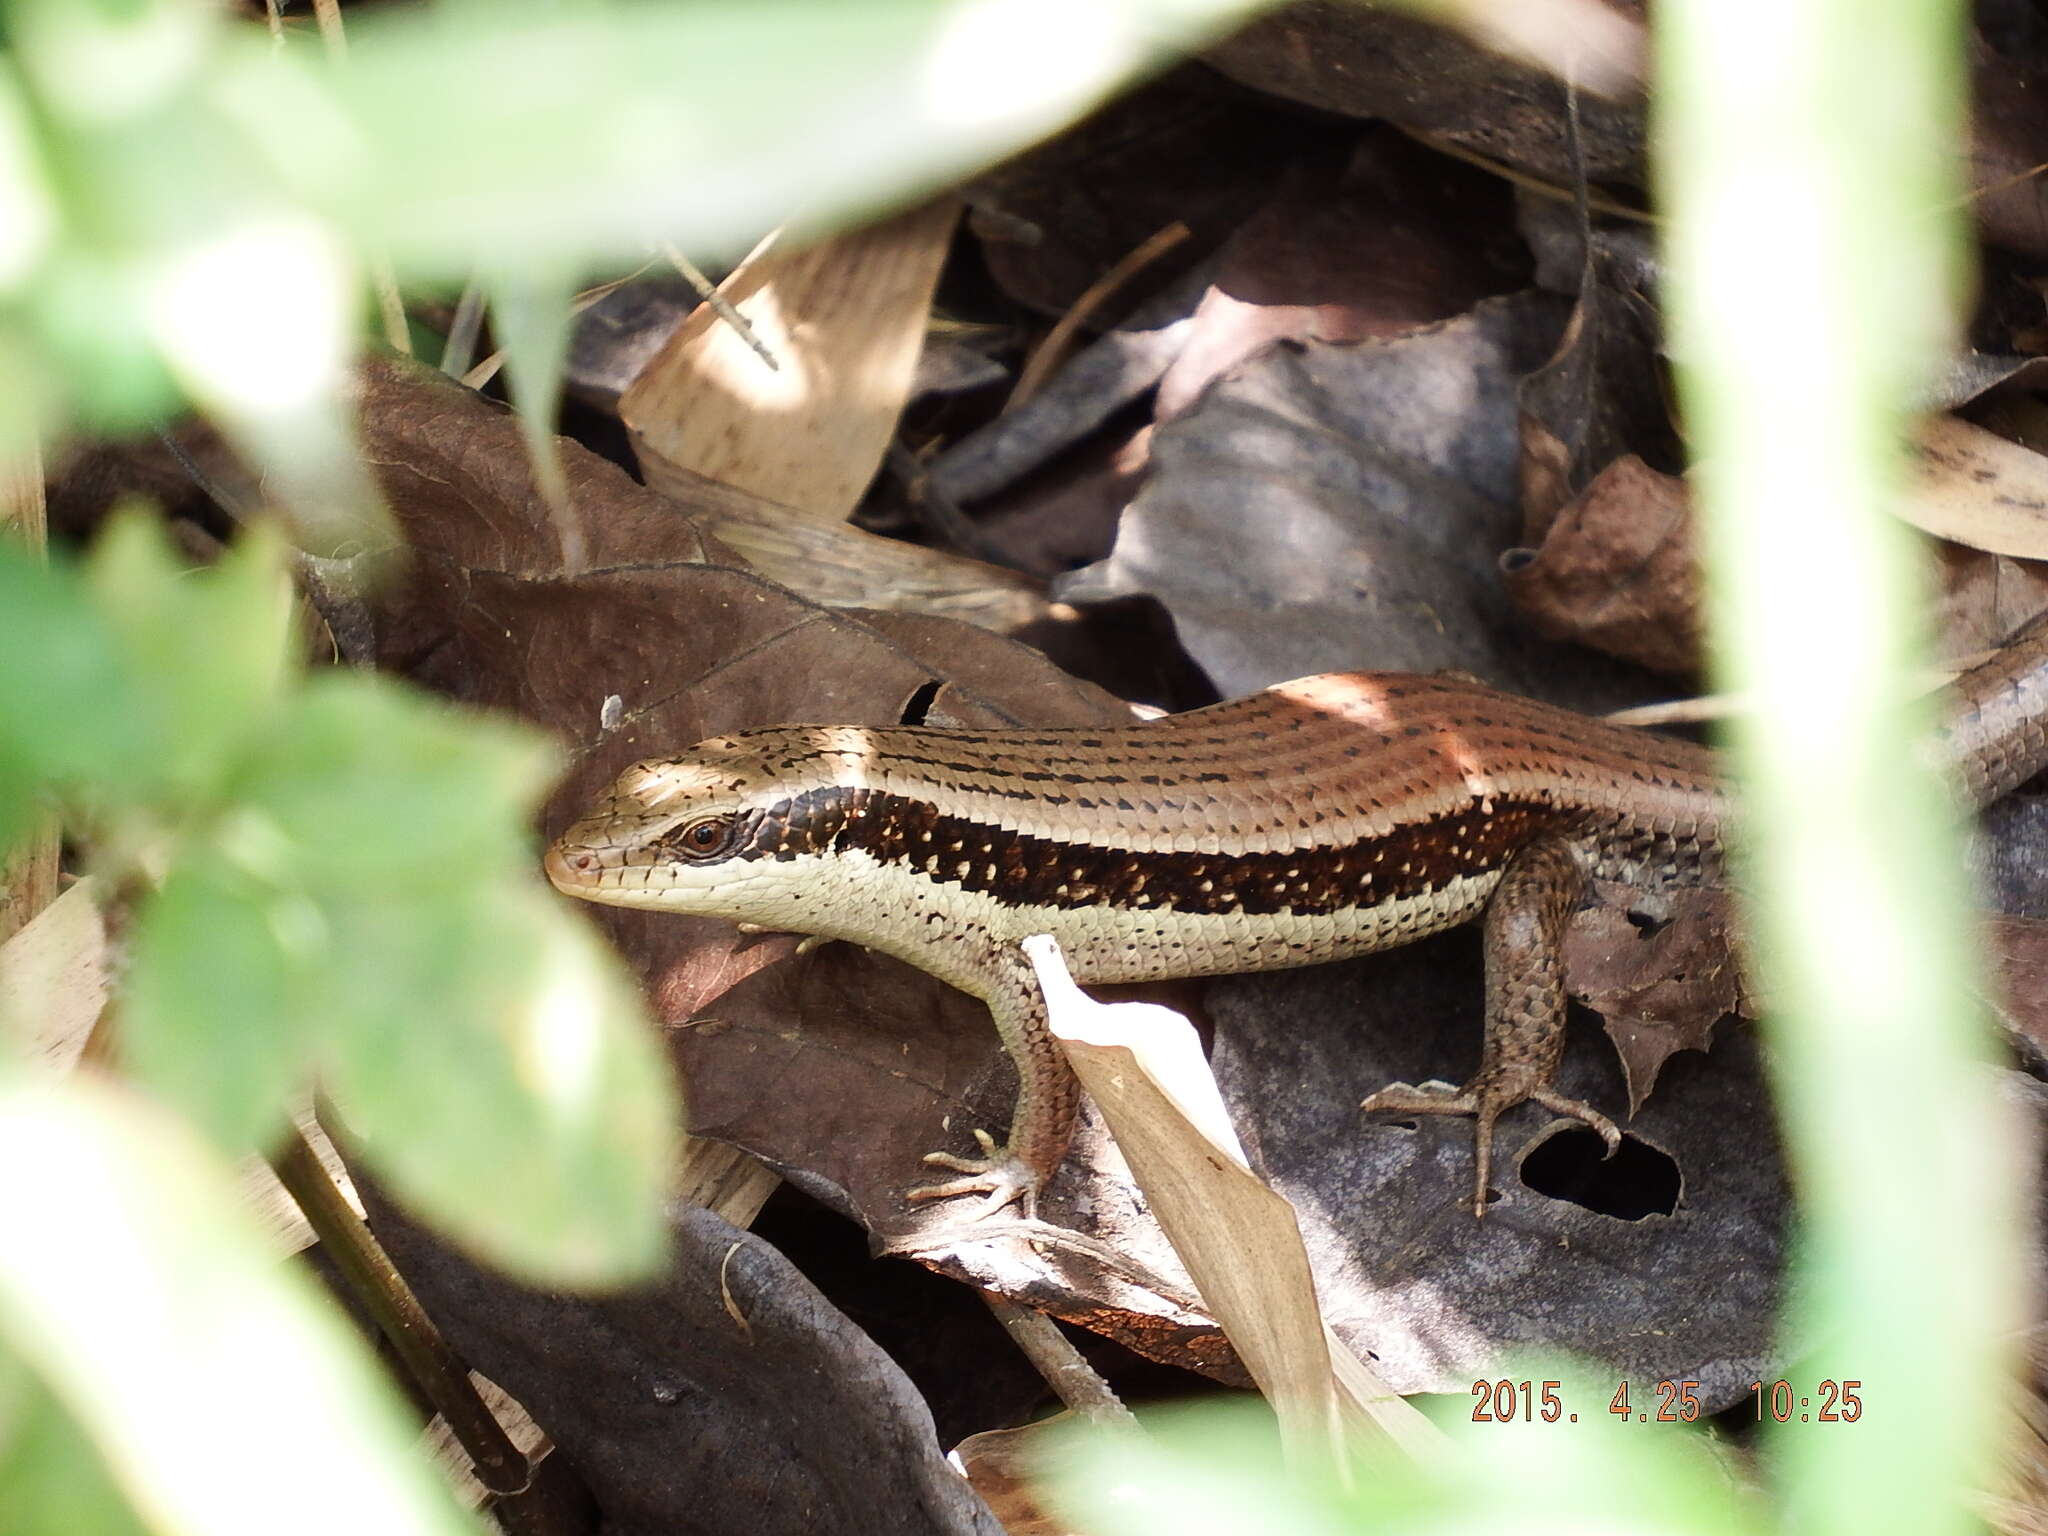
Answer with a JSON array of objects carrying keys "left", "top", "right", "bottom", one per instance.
[
  {"left": 1519, "top": 1125, "right": 1679, "bottom": 1220},
  {"left": 899, "top": 679, "right": 943, "bottom": 726},
  {"left": 1625, "top": 907, "right": 1672, "bottom": 937}
]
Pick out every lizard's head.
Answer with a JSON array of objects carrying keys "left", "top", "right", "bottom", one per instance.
[{"left": 543, "top": 727, "right": 870, "bottom": 928}]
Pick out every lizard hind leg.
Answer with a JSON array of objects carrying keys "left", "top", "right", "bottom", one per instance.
[{"left": 1361, "top": 833, "right": 1618, "bottom": 1218}]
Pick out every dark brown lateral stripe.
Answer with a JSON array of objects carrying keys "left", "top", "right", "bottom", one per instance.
[{"left": 728, "top": 785, "right": 1569, "bottom": 917}]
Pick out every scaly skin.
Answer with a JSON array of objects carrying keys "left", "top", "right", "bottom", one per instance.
[{"left": 545, "top": 615, "right": 2048, "bottom": 1218}]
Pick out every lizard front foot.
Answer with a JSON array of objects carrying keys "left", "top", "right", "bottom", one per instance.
[
  {"left": 907, "top": 1129, "right": 1044, "bottom": 1220},
  {"left": 1363, "top": 1079, "right": 1620, "bottom": 1219}
]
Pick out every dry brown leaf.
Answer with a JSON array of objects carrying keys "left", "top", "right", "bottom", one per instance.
[
  {"left": 952, "top": 1418, "right": 1082, "bottom": 1536},
  {"left": 1564, "top": 893, "right": 1742, "bottom": 1114},
  {"left": 624, "top": 199, "right": 960, "bottom": 520},
  {"left": 1503, "top": 453, "right": 1702, "bottom": 675},
  {"left": 664, "top": 461, "right": 1054, "bottom": 634},
  {"left": 1025, "top": 936, "right": 1441, "bottom": 1460}
]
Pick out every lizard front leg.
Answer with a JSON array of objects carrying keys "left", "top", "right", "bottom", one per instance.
[
  {"left": 1362, "top": 832, "right": 1620, "bottom": 1217},
  {"left": 907, "top": 942, "right": 1079, "bottom": 1219}
]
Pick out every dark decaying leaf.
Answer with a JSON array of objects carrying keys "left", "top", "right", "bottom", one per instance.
[
  {"left": 964, "top": 66, "right": 1343, "bottom": 319},
  {"left": 1203, "top": 1, "right": 1648, "bottom": 186},
  {"left": 1061, "top": 289, "right": 1668, "bottom": 710},
  {"left": 1516, "top": 238, "right": 1682, "bottom": 542},
  {"left": 1210, "top": 928, "right": 1784, "bottom": 1403},
  {"left": 1153, "top": 128, "right": 1530, "bottom": 421},
  {"left": 1966, "top": 20, "right": 2048, "bottom": 260},
  {"left": 359, "top": 1187, "right": 1004, "bottom": 1536},
  {"left": 564, "top": 273, "right": 699, "bottom": 410}
]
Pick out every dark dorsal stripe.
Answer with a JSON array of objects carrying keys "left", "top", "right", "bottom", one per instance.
[{"left": 728, "top": 785, "right": 1567, "bottom": 917}]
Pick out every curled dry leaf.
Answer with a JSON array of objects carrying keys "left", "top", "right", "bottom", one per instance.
[
  {"left": 1503, "top": 453, "right": 1702, "bottom": 675},
  {"left": 1024, "top": 935, "right": 1441, "bottom": 1459},
  {"left": 1907, "top": 413, "right": 2048, "bottom": 560},
  {"left": 1516, "top": 238, "right": 1681, "bottom": 545},
  {"left": 1154, "top": 129, "right": 1529, "bottom": 422},
  {"left": 1563, "top": 890, "right": 1746, "bottom": 1114}
]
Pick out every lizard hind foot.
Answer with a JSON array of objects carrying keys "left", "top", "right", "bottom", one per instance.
[
  {"left": 1361, "top": 1079, "right": 1621, "bottom": 1220},
  {"left": 907, "top": 1129, "right": 1042, "bottom": 1221}
]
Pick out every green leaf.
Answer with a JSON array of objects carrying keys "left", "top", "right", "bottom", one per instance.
[
  {"left": 236, "top": 672, "right": 556, "bottom": 894},
  {"left": 0, "top": 1352, "right": 153, "bottom": 1536},
  {"left": 1049, "top": 1392, "right": 1758, "bottom": 1536},
  {"left": 0, "top": 534, "right": 143, "bottom": 790},
  {"left": 84, "top": 510, "right": 295, "bottom": 802},
  {"left": 221, "top": 0, "right": 1265, "bottom": 276},
  {"left": 121, "top": 853, "right": 305, "bottom": 1154},
  {"left": 237, "top": 670, "right": 675, "bottom": 1284},
  {"left": 0, "top": 1074, "right": 478, "bottom": 1536},
  {"left": 321, "top": 881, "right": 678, "bottom": 1286},
  {"left": 0, "top": 63, "right": 58, "bottom": 291}
]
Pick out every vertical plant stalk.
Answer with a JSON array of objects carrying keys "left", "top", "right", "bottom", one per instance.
[
  {"left": 0, "top": 447, "right": 58, "bottom": 946},
  {"left": 272, "top": 1123, "right": 594, "bottom": 1536},
  {"left": 1656, "top": 0, "right": 2019, "bottom": 1530}
]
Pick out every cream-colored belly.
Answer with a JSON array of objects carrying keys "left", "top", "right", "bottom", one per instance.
[{"left": 736, "top": 847, "right": 1504, "bottom": 998}]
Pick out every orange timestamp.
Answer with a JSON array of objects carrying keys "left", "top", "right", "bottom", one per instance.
[{"left": 1468, "top": 1378, "right": 1864, "bottom": 1425}]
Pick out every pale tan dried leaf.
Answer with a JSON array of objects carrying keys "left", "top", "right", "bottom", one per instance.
[
  {"left": 1905, "top": 415, "right": 2048, "bottom": 559},
  {"left": 1023, "top": 935, "right": 1442, "bottom": 1461},
  {"left": 624, "top": 201, "right": 961, "bottom": 521},
  {"left": 0, "top": 877, "right": 106, "bottom": 1074}
]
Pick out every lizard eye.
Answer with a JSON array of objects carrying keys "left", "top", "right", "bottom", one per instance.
[{"left": 670, "top": 814, "right": 738, "bottom": 861}]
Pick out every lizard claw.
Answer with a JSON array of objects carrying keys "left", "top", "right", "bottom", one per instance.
[
  {"left": 1363, "top": 1079, "right": 1620, "bottom": 1219},
  {"left": 908, "top": 1129, "right": 1041, "bottom": 1220}
]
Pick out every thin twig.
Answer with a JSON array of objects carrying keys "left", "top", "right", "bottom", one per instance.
[
  {"left": 979, "top": 1292, "right": 1137, "bottom": 1427},
  {"left": 274, "top": 1119, "right": 602, "bottom": 1532},
  {"left": 1008, "top": 221, "right": 1190, "bottom": 411},
  {"left": 660, "top": 242, "right": 780, "bottom": 371},
  {"left": 442, "top": 278, "right": 487, "bottom": 379},
  {"left": 1397, "top": 125, "right": 1657, "bottom": 224},
  {"left": 460, "top": 266, "right": 652, "bottom": 391}
]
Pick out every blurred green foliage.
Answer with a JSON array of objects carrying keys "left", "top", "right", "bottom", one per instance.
[
  {"left": 0, "top": 1, "right": 1273, "bottom": 1529},
  {"left": 0, "top": 517, "right": 680, "bottom": 1278},
  {"left": 0, "top": 0, "right": 2002, "bottom": 1532}
]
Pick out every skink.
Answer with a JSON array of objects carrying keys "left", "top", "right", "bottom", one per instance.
[{"left": 544, "top": 614, "right": 2048, "bottom": 1218}]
